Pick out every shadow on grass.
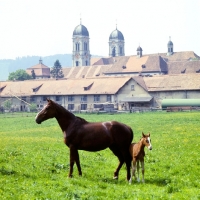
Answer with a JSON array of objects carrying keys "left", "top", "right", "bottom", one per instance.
[
  {"left": 0, "top": 167, "right": 17, "bottom": 175},
  {"left": 144, "top": 178, "right": 171, "bottom": 186}
]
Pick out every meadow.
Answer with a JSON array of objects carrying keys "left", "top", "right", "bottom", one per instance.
[{"left": 0, "top": 111, "right": 200, "bottom": 200}]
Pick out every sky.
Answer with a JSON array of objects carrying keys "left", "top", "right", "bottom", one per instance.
[{"left": 0, "top": 0, "right": 200, "bottom": 60}]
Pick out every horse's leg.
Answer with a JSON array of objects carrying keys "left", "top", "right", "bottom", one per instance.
[
  {"left": 75, "top": 150, "right": 82, "bottom": 176},
  {"left": 109, "top": 145, "right": 124, "bottom": 180},
  {"left": 129, "top": 159, "right": 135, "bottom": 184},
  {"left": 141, "top": 159, "right": 145, "bottom": 183},
  {"left": 122, "top": 149, "right": 132, "bottom": 181},
  {"left": 113, "top": 158, "right": 124, "bottom": 180},
  {"left": 69, "top": 145, "right": 82, "bottom": 177},
  {"left": 137, "top": 160, "right": 140, "bottom": 182}
]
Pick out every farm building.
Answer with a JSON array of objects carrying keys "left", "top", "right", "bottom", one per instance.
[
  {"left": 0, "top": 76, "right": 151, "bottom": 112},
  {"left": 0, "top": 74, "right": 200, "bottom": 112}
]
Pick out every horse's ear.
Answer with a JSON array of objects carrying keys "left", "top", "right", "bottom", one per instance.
[
  {"left": 46, "top": 98, "right": 52, "bottom": 103},
  {"left": 142, "top": 132, "right": 145, "bottom": 137},
  {"left": 148, "top": 133, "right": 150, "bottom": 137}
]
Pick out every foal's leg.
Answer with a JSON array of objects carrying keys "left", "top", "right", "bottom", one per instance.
[
  {"left": 129, "top": 159, "right": 136, "bottom": 184},
  {"left": 141, "top": 160, "right": 145, "bottom": 183},
  {"left": 137, "top": 160, "right": 140, "bottom": 182},
  {"left": 69, "top": 145, "right": 82, "bottom": 177},
  {"left": 133, "top": 159, "right": 137, "bottom": 181}
]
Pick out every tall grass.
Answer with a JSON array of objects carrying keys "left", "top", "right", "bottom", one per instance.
[{"left": 0, "top": 111, "right": 200, "bottom": 199}]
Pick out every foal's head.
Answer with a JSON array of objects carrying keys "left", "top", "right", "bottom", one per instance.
[
  {"left": 35, "top": 99, "right": 57, "bottom": 124},
  {"left": 141, "top": 132, "right": 152, "bottom": 150}
]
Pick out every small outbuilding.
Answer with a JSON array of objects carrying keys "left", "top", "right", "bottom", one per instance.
[{"left": 161, "top": 99, "right": 200, "bottom": 109}]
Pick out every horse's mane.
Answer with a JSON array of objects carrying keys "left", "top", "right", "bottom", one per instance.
[
  {"left": 75, "top": 116, "right": 89, "bottom": 123},
  {"left": 51, "top": 100, "right": 75, "bottom": 118},
  {"left": 51, "top": 100, "right": 88, "bottom": 123}
]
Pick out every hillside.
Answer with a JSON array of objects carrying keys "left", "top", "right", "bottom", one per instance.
[{"left": 0, "top": 54, "right": 72, "bottom": 81}]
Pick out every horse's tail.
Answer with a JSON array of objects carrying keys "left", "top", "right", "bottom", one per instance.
[{"left": 127, "top": 125, "right": 134, "bottom": 143}]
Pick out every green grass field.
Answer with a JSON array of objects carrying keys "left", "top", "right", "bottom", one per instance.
[{"left": 0, "top": 111, "right": 200, "bottom": 199}]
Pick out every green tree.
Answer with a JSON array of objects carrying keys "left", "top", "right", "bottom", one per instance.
[
  {"left": 50, "top": 60, "right": 64, "bottom": 78},
  {"left": 29, "top": 103, "right": 37, "bottom": 112},
  {"left": 8, "top": 69, "right": 32, "bottom": 81},
  {"left": 4, "top": 100, "right": 12, "bottom": 110},
  {"left": 31, "top": 69, "right": 36, "bottom": 79}
]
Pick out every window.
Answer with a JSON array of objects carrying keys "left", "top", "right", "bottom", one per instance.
[
  {"left": 84, "top": 42, "right": 87, "bottom": 51},
  {"left": 76, "top": 61, "right": 79, "bottom": 66},
  {"left": 81, "top": 95, "right": 87, "bottom": 102},
  {"left": 94, "top": 95, "right": 100, "bottom": 102},
  {"left": 81, "top": 104, "right": 87, "bottom": 110},
  {"left": 68, "top": 104, "right": 74, "bottom": 110},
  {"left": 68, "top": 95, "right": 74, "bottom": 102},
  {"left": 112, "top": 47, "right": 116, "bottom": 57},
  {"left": 76, "top": 43, "right": 80, "bottom": 51},
  {"left": 56, "top": 96, "right": 61, "bottom": 101},
  {"left": 85, "top": 60, "right": 88, "bottom": 66},
  {"left": 43, "top": 96, "right": 46, "bottom": 101},
  {"left": 21, "top": 96, "right": 26, "bottom": 101},
  {"left": 120, "top": 46, "right": 123, "bottom": 54},
  {"left": 107, "top": 95, "right": 111, "bottom": 102},
  {"left": 30, "top": 96, "right": 35, "bottom": 102},
  {"left": 131, "top": 85, "right": 134, "bottom": 91}
]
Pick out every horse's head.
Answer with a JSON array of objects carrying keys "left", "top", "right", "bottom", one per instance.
[
  {"left": 141, "top": 132, "right": 152, "bottom": 150},
  {"left": 35, "top": 99, "right": 57, "bottom": 124}
]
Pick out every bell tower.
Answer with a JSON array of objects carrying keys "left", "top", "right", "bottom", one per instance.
[
  {"left": 167, "top": 36, "right": 174, "bottom": 56},
  {"left": 109, "top": 25, "right": 125, "bottom": 57},
  {"left": 72, "top": 19, "right": 91, "bottom": 66}
]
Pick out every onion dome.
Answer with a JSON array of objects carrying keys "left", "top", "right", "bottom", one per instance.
[
  {"left": 137, "top": 46, "right": 143, "bottom": 51},
  {"left": 73, "top": 24, "right": 89, "bottom": 36},
  {"left": 109, "top": 28, "right": 124, "bottom": 40}
]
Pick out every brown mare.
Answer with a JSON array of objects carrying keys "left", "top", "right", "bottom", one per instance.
[
  {"left": 35, "top": 99, "right": 133, "bottom": 180},
  {"left": 129, "top": 132, "right": 152, "bottom": 184}
]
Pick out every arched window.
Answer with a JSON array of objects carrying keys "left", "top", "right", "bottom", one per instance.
[
  {"left": 112, "top": 47, "right": 116, "bottom": 57},
  {"left": 85, "top": 60, "right": 88, "bottom": 66},
  {"left": 76, "top": 43, "right": 80, "bottom": 51},
  {"left": 76, "top": 61, "right": 79, "bottom": 66},
  {"left": 120, "top": 46, "right": 123, "bottom": 54},
  {"left": 84, "top": 42, "right": 87, "bottom": 51}
]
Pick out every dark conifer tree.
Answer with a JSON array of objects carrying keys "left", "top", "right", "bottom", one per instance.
[
  {"left": 31, "top": 69, "right": 36, "bottom": 79},
  {"left": 50, "top": 60, "right": 64, "bottom": 78}
]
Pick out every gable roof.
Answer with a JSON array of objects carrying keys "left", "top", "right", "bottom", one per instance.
[
  {"left": 168, "top": 60, "right": 200, "bottom": 74},
  {"left": 0, "top": 77, "right": 132, "bottom": 96},
  {"left": 26, "top": 61, "right": 50, "bottom": 77},
  {"left": 144, "top": 74, "right": 200, "bottom": 91}
]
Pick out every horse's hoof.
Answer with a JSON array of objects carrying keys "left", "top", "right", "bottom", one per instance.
[
  {"left": 68, "top": 175, "right": 73, "bottom": 178},
  {"left": 113, "top": 176, "right": 118, "bottom": 180}
]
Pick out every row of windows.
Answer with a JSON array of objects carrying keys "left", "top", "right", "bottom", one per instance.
[
  {"left": 75, "top": 42, "right": 88, "bottom": 51},
  {"left": 76, "top": 60, "right": 88, "bottom": 66},
  {"left": 112, "top": 46, "right": 123, "bottom": 57},
  {"left": 68, "top": 104, "right": 87, "bottom": 110},
  {"left": 25, "top": 84, "right": 135, "bottom": 102},
  {"left": 30, "top": 95, "right": 112, "bottom": 102},
  {"left": 36, "top": 104, "right": 87, "bottom": 111}
]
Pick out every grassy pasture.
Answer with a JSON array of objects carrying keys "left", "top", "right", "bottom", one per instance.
[{"left": 0, "top": 111, "right": 200, "bottom": 199}]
